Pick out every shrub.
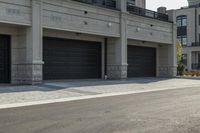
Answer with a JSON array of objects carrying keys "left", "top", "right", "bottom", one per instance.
[
  {"left": 183, "top": 70, "right": 200, "bottom": 77},
  {"left": 177, "top": 63, "right": 185, "bottom": 76}
]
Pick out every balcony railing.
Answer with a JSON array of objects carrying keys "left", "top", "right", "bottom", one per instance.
[
  {"left": 192, "top": 63, "right": 200, "bottom": 70},
  {"left": 127, "top": 4, "right": 170, "bottom": 22},
  {"left": 191, "top": 42, "right": 200, "bottom": 47},
  {"left": 72, "top": 0, "right": 117, "bottom": 10}
]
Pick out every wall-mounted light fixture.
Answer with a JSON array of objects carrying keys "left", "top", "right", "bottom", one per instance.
[
  {"left": 136, "top": 27, "right": 141, "bottom": 32},
  {"left": 107, "top": 22, "right": 112, "bottom": 27}
]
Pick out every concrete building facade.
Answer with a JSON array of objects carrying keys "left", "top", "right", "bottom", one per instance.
[
  {"left": 173, "top": 0, "right": 200, "bottom": 70},
  {"left": 188, "top": 0, "right": 200, "bottom": 6},
  {"left": 0, "top": 0, "right": 176, "bottom": 84}
]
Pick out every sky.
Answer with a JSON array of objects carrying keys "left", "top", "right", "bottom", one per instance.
[{"left": 147, "top": 0, "right": 188, "bottom": 11}]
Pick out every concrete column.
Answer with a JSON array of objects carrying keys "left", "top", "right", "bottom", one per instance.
[
  {"left": 28, "top": 0, "right": 43, "bottom": 63},
  {"left": 26, "top": 0, "right": 43, "bottom": 84},
  {"left": 167, "top": 22, "right": 178, "bottom": 77},
  {"left": 187, "top": 51, "right": 192, "bottom": 70},
  {"left": 107, "top": 1, "right": 128, "bottom": 79},
  {"left": 158, "top": 10, "right": 177, "bottom": 77},
  {"left": 116, "top": 0, "right": 127, "bottom": 12},
  {"left": 166, "top": 10, "right": 177, "bottom": 77},
  {"left": 12, "top": 0, "right": 43, "bottom": 84},
  {"left": 167, "top": 44, "right": 177, "bottom": 77}
]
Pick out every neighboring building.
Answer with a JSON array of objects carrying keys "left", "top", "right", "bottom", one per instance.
[
  {"left": 0, "top": 0, "right": 176, "bottom": 84},
  {"left": 188, "top": 0, "right": 200, "bottom": 6},
  {"left": 173, "top": 0, "right": 200, "bottom": 70}
]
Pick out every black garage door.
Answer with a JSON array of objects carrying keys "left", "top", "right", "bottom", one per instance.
[
  {"left": 43, "top": 37, "right": 101, "bottom": 80},
  {"left": 0, "top": 35, "right": 10, "bottom": 83},
  {"left": 128, "top": 45, "right": 156, "bottom": 77}
]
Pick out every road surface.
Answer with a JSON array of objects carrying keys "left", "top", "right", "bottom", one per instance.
[{"left": 0, "top": 87, "right": 200, "bottom": 133}]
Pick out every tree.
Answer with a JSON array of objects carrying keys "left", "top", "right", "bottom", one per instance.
[
  {"left": 176, "top": 40, "right": 184, "bottom": 75},
  {"left": 176, "top": 40, "right": 182, "bottom": 64}
]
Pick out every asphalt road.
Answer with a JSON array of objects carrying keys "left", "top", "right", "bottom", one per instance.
[{"left": 1, "top": 87, "right": 200, "bottom": 133}]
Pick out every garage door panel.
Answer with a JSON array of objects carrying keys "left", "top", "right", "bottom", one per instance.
[
  {"left": 44, "top": 70, "right": 100, "bottom": 79},
  {"left": 44, "top": 55, "right": 99, "bottom": 63},
  {"left": 0, "top": 35, "right": 10, "bottom": 83},
  {"left": 43, "top": 37, "right": 101, "bottom": 80},
  {"left": 44, "top": 56, "right": 98, "bottom": 62},
  {"left": 128, "top": 45, "right": 156, "bottom": 77},
  {"left": 45, "top": 66, "right": 99, "bottom": 71}
]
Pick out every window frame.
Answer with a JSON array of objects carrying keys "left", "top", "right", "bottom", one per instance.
[
  {"left": 177, "top": 15, "right": 187, "bottom": 27},
  {"left": 177, "top": 35, "right": 187, "bottom": 46},
  {"left": 177, "top": 15, "right": 187, "bottom": 46}
]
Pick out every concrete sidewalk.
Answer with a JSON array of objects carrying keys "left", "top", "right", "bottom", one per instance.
[{"left": 0, "top": 78, "right": 200, "bottom": 108}]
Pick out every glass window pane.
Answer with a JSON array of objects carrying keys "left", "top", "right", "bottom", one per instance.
[
  {"left": 177, "top": 36, "right": 182, "bottom": 43},
  {"left": 176, "top": 15, "right": 187, "bottom": 27},
  {"left": 182, "top": 37, "right": 187, "bottom": 46},
  {"left": 177, "top": 19, "right": 182, "bottom": 27},
  {"left": 182, "top": 54, "right": 187, "bottom": 65},
  {"left": 182, "top": 18, "right": 187, "bottom": 26}
]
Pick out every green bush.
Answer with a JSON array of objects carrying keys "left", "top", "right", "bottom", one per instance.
[{"left": 177, "top": 63, "right": 185, "bottom": 76}]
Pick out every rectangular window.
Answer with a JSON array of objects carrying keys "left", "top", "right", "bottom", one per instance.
[
  {"left": 199, "top": 15, "right": 200, "bottom": 25},
  {"left": 177, "top": 19, "right": 182, "bottom": 27},
  {"left": 182, "top": 37, "right": 187, "bottom": 46},
  {"left": 182, "top": 17, "right": 187, "bottom": 26},
  {"left": 177, "top": 36, "right": 182, "bottom": 43},
  {"left": 199, "top": 34, "right": 200, "bottom": 42},
  {"left": 177, "top": 36, "right": 187, "bottom": 46},
  {"left": 127, "top": 0, "right": 135, "bottom": 6},
  {"left": 182, "top": 54, "right": 187, "bottom": 66},
  {"left": 177, "top": 15, "right": 187, "bottom": 27},
  {"left": 177, "top": 15, "right": 187, "bottom": 46},
  {"left": 198, "top": 53, "right": 200, "bottom": 63}
]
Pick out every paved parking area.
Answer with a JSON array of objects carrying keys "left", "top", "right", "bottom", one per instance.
[{"left": 0, "top": 78, "right": 200, "bottom": 106}]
